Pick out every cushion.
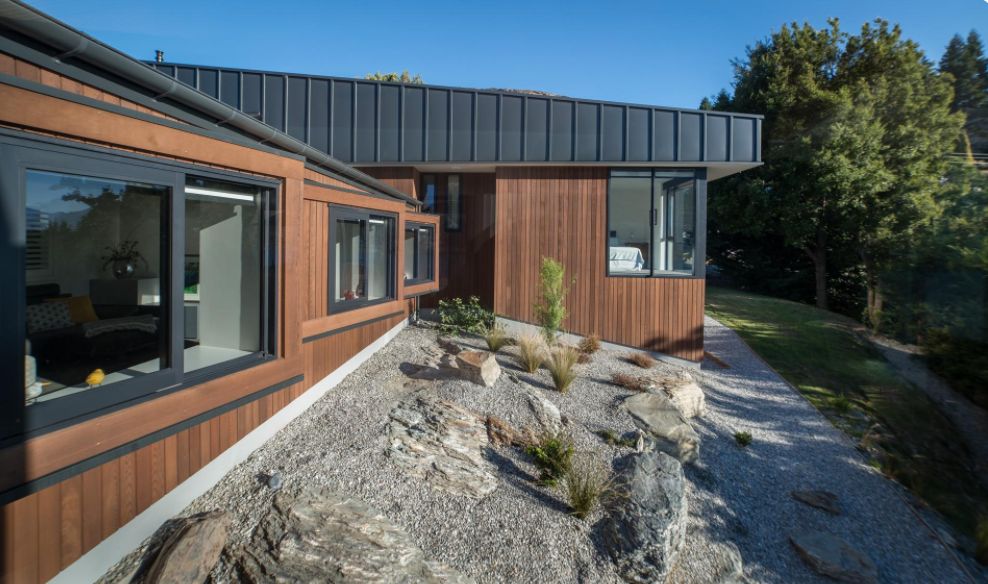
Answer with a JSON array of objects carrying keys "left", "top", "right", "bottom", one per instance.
[
  {"left": 26, "top": 302, "right": 73, "bottom": 334},
  {"left": 45, "top": 295, "right": 99, "bottom": 324}
]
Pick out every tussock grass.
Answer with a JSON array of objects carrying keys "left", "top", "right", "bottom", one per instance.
[
  {"left": 483, "top": 324, "right": 512, "bottom": 353},
  {"left": 578, "top": 334, "right": 601, "bottom": 354},
  {"left": 734, "top": 431, "right": 753, "bottom": 447},
  {"left": 626, "top": 352, "right": 656, "bottom": 368},
  {"left": 564, "top": 456, "right": 613, "bottom": 520},
  {"left": 516, "top": 334, "right": 546, "bottom": 373},
  {"left": 611, "top": 372, "right": 649, "bottom": 392},
  {"left": 546, "top": 346, "right": 580, "bottom": 393}
]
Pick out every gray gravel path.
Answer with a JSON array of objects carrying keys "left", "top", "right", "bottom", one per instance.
[
  {"left": 101, "top": 319, "right": 980, "bottom": 584},
  {"left": 694, "top": 316, "right": 975, "bottom": 584}
]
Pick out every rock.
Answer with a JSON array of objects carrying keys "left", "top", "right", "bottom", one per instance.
[
  {"left": 455, "top": 350, "right": 501, "bottom": 386},
  {"left": 791, "top": 490, "right": 841, "bottom": 515},
  {"left": 526, "top": 391, "right": 563, "bottom": 434},
  {"left": 656, "top": 372, "right": 706, "bottom": 419},
  {"left": 145, "top": 510, "right": 229, "bottom": 584},
  {"left": 266, "top": 472, "right": 283, "bottom": 491},
  {"left": 387, "top": 393, "right": 497, "bottom": 498},
  {"left": 486, "top": 415, "right": 532, "bottom": 448},
  {"left": 667, "top": 537, "right": 746, "bottom": 584},
  {"left": 603, "top": 451, "right": 687, "bottom": 583},
  {"left": 234, "top": 488, "right": 472, "bottom": 583},
  {"left": 625, "top": 392, "right": 701, "bottom": 463},
  {"left": 790, "top": 530, "right": 877, "bottom": 584}
]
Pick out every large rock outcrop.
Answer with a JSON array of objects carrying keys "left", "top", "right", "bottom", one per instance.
[
  {"left": 625, "top": 392, "right": 701, "bottom": 463},
  {"left": 602, "top": 451, "right": 688, "bottom": 583},
  {"left": 234, "top": 488, "right": 472, "bottom": 583}
]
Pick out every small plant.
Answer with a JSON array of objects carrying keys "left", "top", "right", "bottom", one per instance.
[
  {"left": 483, "top": 323, "right": 511, "bottom": 353},
  {"left": 578, "top": 334, "right": 601, "bottom": 354},
  {"left": 516, "top": 334, "right": 546, "bottom": 373},
  {"left": 564, "top": 457, "right": 613, "bottom": 520},
  {"left": 576, "top": 352, "right": 591, "bottom": 364},
  {"left": 546, "top": 346, "right": 580, "bottom": 393},
  {"left": 525, "top": 432, "right": 574, "bottom": 486},
  {"left": 611, "top": 372, "right": 649, "bottom": 392},
  {"left": 627, "top": 352, "right": 656, "bottom": 368},
  {"left": 534, "top": 257, "right": 568, "bottom": 343},
  {"left": 438, "top": 296, "right": 494, "bottom": 336},
  {"left": 734, "top": 431, "right": 753, "bottom": 447},
  {"left": 596, "top": 429, "right": 637, "bottom": 448},
  {"left": 828, "top": 393, "right": 853, "bottom": 414}
]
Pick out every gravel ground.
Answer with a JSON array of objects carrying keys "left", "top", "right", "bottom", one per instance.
[{"left": 101, "top": 318, "right": 979, "bottom": 583}]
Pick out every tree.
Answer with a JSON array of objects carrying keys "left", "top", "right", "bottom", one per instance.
[
  {"left": 710, "top": 19, "right": 962, "bottom": 321},
  {"left": 364, "top": 70, "right": 424, "bottom": 84},
  {"left": 939, "top": 31, "right": 988, "bottom": 155}
]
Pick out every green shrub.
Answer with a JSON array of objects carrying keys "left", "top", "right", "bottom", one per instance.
[
  {"left": 923, "top": 328, "right": 988, "bottom": 409},
  {"left": 525, "top": 432, "right": 574, "bottom": 486},
  {"left": 438, "top": 296, "right": 494, "bottom": 336},
  {"left": 734, "top": 431, "right": 753, "bottom": 447},
  {"left": 516, "top": 334, "right": 546, "bottom": 373},
  {"left": 534, "top": 257, "right": 568, "bottom": 343},
  {"left": 546, "top": 346, "right": 580, "bottom": 393},
  {"left": 564, "top": 457, "right": 613, "bottom": 520},
  {"left": 578, "top": 334, "right": 601, "bottom": 354},
  {"left": 977, "top": 517, "right": 988, "bottom": 566},
  {"left": 483, "top": 323, "right": 511, "bottom": 353},
  {"left": 829, "top": 393, "right": 853, "bottom": 414}
]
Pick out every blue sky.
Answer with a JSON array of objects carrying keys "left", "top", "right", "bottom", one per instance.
[{"left": 27, "top": 0, "right": 988, "bottom": 109}]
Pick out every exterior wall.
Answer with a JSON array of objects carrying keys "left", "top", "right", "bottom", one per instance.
[
  {"left": 493, "top": 167, "right": 705, "bottom": 361},
  {"left": 363, "top": 168, "right": 496, "bottom": 308},
  {"left": 0, "top": 57, "right": 424, "bottom": 583}
]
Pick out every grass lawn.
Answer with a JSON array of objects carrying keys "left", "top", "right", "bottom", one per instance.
[{"left": 706, "top": 286, "right": 988, "bottom": 540}]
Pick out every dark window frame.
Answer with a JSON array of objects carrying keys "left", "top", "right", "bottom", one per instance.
[
  {"left": 604, "top": 168, "right": 706, "bottom": 280},
  {"left": 420, "top": 174, "right": 437, "bottom": 213},
  {"left": 327, "top": 204, "right": 397, "bottom": 314},
  {"left": 0, "top": 130, "right": 280, "bottom": 443},
  {"left": 403, "top": 221, "right": 436, "bottom": 285},
  {"left": 445, "top": 174, "right": 463, "bottom": 232}
]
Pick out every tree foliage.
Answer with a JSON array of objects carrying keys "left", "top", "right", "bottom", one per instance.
[
  {"left": 364, "top": 70, "right": 424, "bottom": 84},
  {"left": 939, "top": 31, "right": 988, "bottom": 155}
]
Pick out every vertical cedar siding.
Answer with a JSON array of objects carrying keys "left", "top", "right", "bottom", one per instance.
[{"left": 493, "top": 167, "right": 705, "bottom": 361}]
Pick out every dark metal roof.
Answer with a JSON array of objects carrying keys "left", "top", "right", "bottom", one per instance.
[
  {"left": 148, "top": 62, "right": 762, "bottom": 168},
  {"left": 0, "top": 0, "right": 418, "bottom": 205}
]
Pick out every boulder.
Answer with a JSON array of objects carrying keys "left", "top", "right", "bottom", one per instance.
[
  {"left": 145, "top": 510, "right": 229, "bottom": 584},
  {"left": 486, "top": 415, "right": 532, "bottom": 448},
  {"left": 791, "top": 490, "right": 841, "bottom": 516},
  {"left": 387, "top": 393, "right": 497, "bottom": 498},
  {"left": 603, "top": 451, "right": 687, "bottom": 583},
  {"left": 625, "top": 392, "right": 700, "bottom": 463},
  {"left": 526, "top": 391, "right": 563, "bottom": 434},
  {"left": 456, "top": 350, "right": 501, "bottom": 386},
  {"left": 656, "top": 372, "right": 706, "bottom": 419},
  {"left": 235, "top": 488, "right": 472, "bottom": 583},
  {"left": 790, "top": 530, "right": 877, "bottom": 584},
  {"left": 667, "top": 537, "right": 746, "bottom": 584}
]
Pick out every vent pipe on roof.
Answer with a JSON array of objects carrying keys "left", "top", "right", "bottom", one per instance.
[{"left": 154, "top": 49, "right": 164, "bottom": 63}]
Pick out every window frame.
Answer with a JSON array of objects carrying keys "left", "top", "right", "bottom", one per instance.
[
  {"left": 327, "top": 204, "right": 398, "bottom": 314},
  {"left": 604, "top": 168, "right": 707, "bottom": 280},
  {"left": 403, "top": 221, "right": 436, "bottom": 286},
  {"left": 420, "top": 174, "right": 437, "bottom": 213},
  {"left": 0, "top": 130, "right": 280, "bottom": 442}
]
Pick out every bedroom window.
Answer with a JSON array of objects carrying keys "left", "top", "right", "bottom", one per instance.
[
  {"left": 404, "top": 222, "right": 435, "bottom": 284},
  {"left": 607, "top": 169, "right": 699, "bottom": 277},
  {"left": 6, "top": 134, "right": 278, "bottom": 439},
  {"left": 329, "top": 205, "right": 396, "bottom": 312}
]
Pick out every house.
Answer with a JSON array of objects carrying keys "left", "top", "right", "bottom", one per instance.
[{"left": 0, "top": 2, "right": 760, "bottom": 582}]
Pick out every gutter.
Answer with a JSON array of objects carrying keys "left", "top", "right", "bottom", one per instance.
[{"left": 0, "top": 0, "right": 420, "bottom": 207}]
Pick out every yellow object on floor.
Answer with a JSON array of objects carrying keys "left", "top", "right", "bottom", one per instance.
[{"left": 86, "top": 368, "right": 105, "bottom": 388}]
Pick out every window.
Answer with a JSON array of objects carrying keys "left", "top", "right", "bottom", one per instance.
[
  {"left": 404, "top": 222, "right": 435, "bottom": 284},
  {"left": 446, "top": 174, "right": 462, "bottom": 231},
  {"left": 5, "top": 134, "right": 278, "bottom": 439},
  {"left": 421, "top": 174, "right": 437, "bottom": 213},
  {"left": 329, "top": 205, "right": 396, "bottom": 312},
  {"left": 607, "top": 169, "right": 699, "bottom": 276}
]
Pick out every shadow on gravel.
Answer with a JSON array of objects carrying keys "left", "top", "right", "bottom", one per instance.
[{"left": 484, "top": 448, "right": 571, "bottom": 514}]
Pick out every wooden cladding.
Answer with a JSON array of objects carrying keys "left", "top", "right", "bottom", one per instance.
[{"left": 494, "top": 167, "right": 705, "bottom": 361}]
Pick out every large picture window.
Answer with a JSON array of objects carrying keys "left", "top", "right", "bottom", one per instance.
[
  {"left": 404, "top": 222, "right": 435, "bottom": 284},
  {"left": 607, "top": 169, "right": 699, "bottom": 277},
  {"left": 4, "top": 134, "right": 278, "bottom": 439},
  {"left": 329, "top": 205, "right": 396, "bottom": 312}
]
